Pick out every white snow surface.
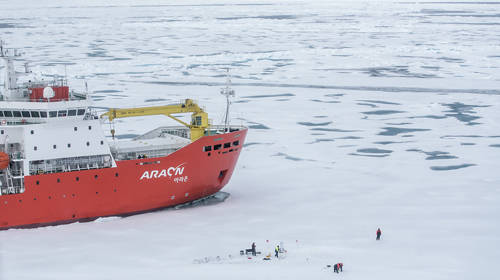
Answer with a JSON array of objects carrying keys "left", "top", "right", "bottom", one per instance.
[{"left": 1, "top": 0, "right": 500, "bottom": 279}]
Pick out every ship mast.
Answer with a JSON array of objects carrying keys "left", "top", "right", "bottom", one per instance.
[
  {"left": 0, "top": 40, "right": 23, "bottom": 100},
  {"left": 220, "top": 69, "right": 235, "bottom": 132}
]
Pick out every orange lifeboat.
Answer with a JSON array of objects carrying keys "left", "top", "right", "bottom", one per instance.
[{"left": 0, "top": 152, "right": 9, "bottom": 169}]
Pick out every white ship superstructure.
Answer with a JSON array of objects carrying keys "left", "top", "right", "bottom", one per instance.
[{"left": 0, "top": 44, "right": 114, "bottom": 196}]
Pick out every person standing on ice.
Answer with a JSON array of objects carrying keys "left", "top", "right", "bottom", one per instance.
[
  {"left": 275, "top": 245, "right": 280, "bottom": 258},
  {"left": 251, "top": 242, "right": 256, "bottom": 256},
  {"left": 376, "top": 228, "right": 382, "bottom": 240},
  {"left": 333, "top": 263, "right": 339, "bottom": 273}
]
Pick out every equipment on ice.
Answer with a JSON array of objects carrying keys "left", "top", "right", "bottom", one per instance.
[{"left": 240, "top": 242, "right": 260, "bottom": 256}]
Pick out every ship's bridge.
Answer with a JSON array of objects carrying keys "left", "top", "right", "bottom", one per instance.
[{"left": 0, "top": 99, "right": 93, "bottom": 125}]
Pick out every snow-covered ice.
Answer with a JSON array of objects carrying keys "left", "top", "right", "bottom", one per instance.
[{"left": 0, "top": 0, "right": 499, "bottom": 279}]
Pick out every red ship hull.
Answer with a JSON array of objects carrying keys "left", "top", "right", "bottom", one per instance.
[{"left": 0, "top": 129, "right": 247, "bottom": 229}]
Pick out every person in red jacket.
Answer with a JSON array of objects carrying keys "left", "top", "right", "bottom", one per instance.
[
  {"left": 376, "top": 228, "right": 382, "bottom": 240},
  {"left": 338, "top": 263, "right": 343, "bottom": 272}
]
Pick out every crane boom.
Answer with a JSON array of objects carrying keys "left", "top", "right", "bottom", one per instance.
[{"left": 100, "top": 99, "right": 209, "bottom": 142}]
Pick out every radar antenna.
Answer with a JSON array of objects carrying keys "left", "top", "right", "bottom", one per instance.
[
  {"left": 220, "top": 69, "right": 235, "bottom": 132},
  {"left": 24, "top": 62, "right": 30, "bottom": 73}
]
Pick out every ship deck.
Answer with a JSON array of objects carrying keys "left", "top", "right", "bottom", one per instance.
[{"left": 110, "top": 133, "right": 191, "bottom": 161}]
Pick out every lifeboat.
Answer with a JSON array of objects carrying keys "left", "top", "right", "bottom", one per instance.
[{"left": 0, "top": 152, "right": 9, "bottom": 169}]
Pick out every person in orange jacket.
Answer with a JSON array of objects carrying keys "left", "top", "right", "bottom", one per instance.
[{"left": 376, "top": 228, "right": 382, "bottom": 240}]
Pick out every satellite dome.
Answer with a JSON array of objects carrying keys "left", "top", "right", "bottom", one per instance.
[{"left": 43, "top": 87, "right": 55, "bottom": 99}]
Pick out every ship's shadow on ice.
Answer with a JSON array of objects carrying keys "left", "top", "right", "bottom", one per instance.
[{"left": 173, "top": 192, "right": 231, "bottom": 210}]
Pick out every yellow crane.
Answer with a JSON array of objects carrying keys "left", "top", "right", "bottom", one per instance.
[{"left": 100, "top": 99, "right": 209, "bottom": 142}]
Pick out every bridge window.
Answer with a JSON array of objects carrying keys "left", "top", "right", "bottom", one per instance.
[
  {"left": 58, "top": 110, "right": 67, "bottom": 117},
  {"left": 68, "top": 109, "right": 77, "bottom": 116},
  {"left": 13, "top": 111, "right": 21, "bottom": 118},
  {"left": 53, "top": 145, "right": 57, "bottom": 149},
  {"left": 0, "top": 111, "right": 3, "bottom": 117},
  {"left": 233, "top": 140, "right": 239, "bottom": 146},
  {"left": 1, "top": 130, "right": 3, "bottom": 134},
  {"left": 3, "top": 111, "right": 12, "bottom": 117},
  {"left": 67, "top": 143, "right": 71, "bottom": 148},
  {"left": 22, "top": 111, "right": 30, "bottom": 118},
  {"left": 49, "top": 111, "right": 57, "bottom": 118},
  {"left": 203, "top": 146, "right": 212, "bottom": 152},
  {"left": 214, "top": 144, "right": 222, "bottom": 150},
  {"left": 40, "top": 111, "right": 47, "bottom": 118},
  {"left": 74, "top": 127, "right": 77, "bottom": 131},
  {"left": 224, "top": 142, "right": 231, "bottom": 148},
  {"left": 34, "top": 146, "right": 37, "bottom": 151},
  {"left": 77, "top": 109, "right": 85, "bottom": 116},
  {"left": 30, "top": 130, "right": 34, "bottom": 134},
  {"left": 30, "top": 111, "right": 40, "bottom": 118}
]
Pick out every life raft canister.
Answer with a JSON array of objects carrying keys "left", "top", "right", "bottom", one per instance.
[{"left": 0, "top": 152, "right": 10, "bottom": 169}]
